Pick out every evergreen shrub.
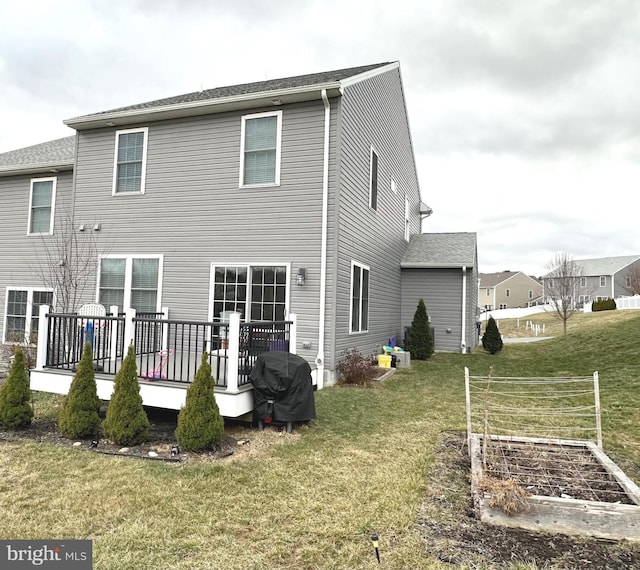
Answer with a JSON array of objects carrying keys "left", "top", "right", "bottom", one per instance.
[
  {"left": 0, "top": 348, "right": 33, "bottom": 428},
  {"left": 482, "top": 316, "right": 503, "bottom": 355},
  {"left": 58, "top": 342, "right": 101, "bottom": 439},
  {"left": 405, "top": 299, "right": 434, "bottom": 360},
  {"left": 175, "top": 353, "right": 224, "bottom": 451},
  {"left": 592, "top": 298, "right": 617, "bottom": 312},
  {"left": 102, "top": 344, "right": 149, "bottom": 446}
]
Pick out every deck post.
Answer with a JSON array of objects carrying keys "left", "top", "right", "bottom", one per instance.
[
  {"left": 123, "top": 308, "right": 136, "bottom": 353},
  {"left": 161, "top": 306, "right": 169, "bottom": 351},
  {"left": 288, "top": 313, "right": 297, "bottom": 354},
  {"left": 109, "top": 306, "right": 119, "bottom": 362},
  {"left": 36, "top": 304, "right": 50, "bottom": 369},
  {"left": 226, "top": 312, "right": 241, "bottom": 393}
]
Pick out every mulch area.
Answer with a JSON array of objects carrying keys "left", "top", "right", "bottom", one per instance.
[
  {"left": 418, "top": 432, "right": 640, "bottom": 569},
  {"left": 0, "top": 406, "right": 258, "bottom": 463}
]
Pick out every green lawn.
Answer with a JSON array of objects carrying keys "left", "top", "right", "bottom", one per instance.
[{"left": 1, "top": 310, "right": 639, "bottom": 569}]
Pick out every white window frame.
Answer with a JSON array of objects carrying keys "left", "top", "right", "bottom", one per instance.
[
  {"left": 528, "top": 290, "right": 533, "bottom": 299},
  {"left": 599, "top": 276, "right": 606, "bottom": 287},
  {"left": 97, "top": 254, "right": 163, "bottom": 312},
  {"left": 3, "top": 287, "right": 55, "bottom": 344},
  {"left": 207, "top": 262, "right": 291, "bottom": 321},
  {"left": 391, "top": 177, "right": 397, "bottom": 194},
  {"left": 112, "top": 127, "right": 149, "bottom": 195},
  {"left": 369, "top": 146, "right": 378, "bottom": 210},
  {"left": 499, "top": 303, "right": 508, "bottom": 309},
  {"left": 27, "top": 176, "right": 57, "bottom": 235},
  {"left": 239, "top": 110, "right": 282, "bottom": 188},
  {"left": 505, "top": 288, "right": 510, "bottom": 298},
  {"left": 349, "top": 261, "right": 370, "bottom": 334}
]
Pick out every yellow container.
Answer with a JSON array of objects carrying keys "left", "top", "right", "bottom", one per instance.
[{"left": 377, "top": 354, "right": 391, "bottom": 368}]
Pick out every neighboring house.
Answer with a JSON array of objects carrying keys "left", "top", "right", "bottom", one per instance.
[
  {"left": 401, "top": 233, "right": 478, "bottom": 353},
  {"left": 478, "top": 271, "right": 542, "bottom": 311},
  {"left": 0, "top": 61, "right": 470, "bottom": 416},
  {"left": 543, "top": 255, "right": 640, "bottom": 307}
]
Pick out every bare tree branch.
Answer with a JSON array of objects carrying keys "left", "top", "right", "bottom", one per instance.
[
  {"left": 29, "top": 208, "right": 103, "bottom": 313},
  {"left": 543, "top": 252, "right": 583, "bottom": 335},
  {"left": 624, "top": 265, "right": 640, "bottom": 296}
]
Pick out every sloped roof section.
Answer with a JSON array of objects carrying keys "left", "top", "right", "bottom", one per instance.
[
  {"left": 576, "top": 255, "right": 640, "bottom": 276},
  {"left": 65, "top": 62, "right": 396, "bottom": 129},
  {"left": 0, "top": 135, "right": 75, "bottom": 176},
  {"left": 479, "top": 271, "right": 517, "bottom": 287},
  {"left": 401, "top": 233, "right": 477, "bottom": 268}
]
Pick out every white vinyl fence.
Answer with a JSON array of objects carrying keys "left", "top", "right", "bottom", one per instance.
[{"left": 583, "top": 295, "right": 640, "bottom": 313}]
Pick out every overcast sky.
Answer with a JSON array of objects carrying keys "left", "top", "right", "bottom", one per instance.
[{"left": 1, "top": 0, "right": 639, "bottom": 277}]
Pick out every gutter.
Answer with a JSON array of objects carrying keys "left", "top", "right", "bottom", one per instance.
[
  {"left": 315, "top": 89, "right": 330, "bottom": 390},
  {"left": 0, "top": 162, "right": 73, "bottom": 177},
  {"left": 461, "top": 266, "right": 467, "bottom": 353}
]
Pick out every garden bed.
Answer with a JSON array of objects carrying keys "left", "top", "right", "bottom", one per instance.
[{"left": 469, "top": 434, "right": 640, "bottom": 542}]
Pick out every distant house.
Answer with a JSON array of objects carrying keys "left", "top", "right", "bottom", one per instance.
[
  {"left": 478, "top": 271, "right": 542, "bottom": 310},
  {"left": 0, "top": 61, "right": 474, "bottom": 417},
  {"left": 401, "top": 233, "right": 478, "bottom": 353},
  {"left": 543, "top": 255, "right": 640, "bottom": 306}
]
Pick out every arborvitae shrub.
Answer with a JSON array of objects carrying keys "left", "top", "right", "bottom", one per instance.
[
  {"left": 175, "top": 353, "right": 224, "bottom": 451},
  {"left": 592, "top": 298, "right": 617, "bottom": 312},
  {"left": 405, "top": 299, "right": 434, "bottom": 360},
  {"left": 0, "top": 348, "right": 33, "bottom": 428},
  {"left": 336, "top": 348, "right": 376, "bottom": 385},
  {"left": 58, "top": 342, "right": 101, "bottom": 439},
  {"left": 102, "top": 344, "right": 149, "bottom": 446},
  {"left": 482, "top": 316, "right": 503, "bottom": 355}
]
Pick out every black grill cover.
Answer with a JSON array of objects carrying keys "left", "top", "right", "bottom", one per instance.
[{"left": 250, "top": 352, "right": 316, "bottom": 422}]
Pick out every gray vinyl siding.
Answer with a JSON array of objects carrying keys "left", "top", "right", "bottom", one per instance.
[
  {"left": 71, "top": 100, "right": 334, "bottom": 361},
  {"left": 0, "top": 170, "right": 74, "bottom": 337},
  {"left": 331, "top": 67, "right": 422, "bottom": 367},
  {"left": 401, "top": 268, "right": 465, "bottom": 352}
]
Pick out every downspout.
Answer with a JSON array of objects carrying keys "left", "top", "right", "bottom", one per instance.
[
  {"left": 611, "top": 274, "right": 615, "bottom": 299},
  {"left": 315, "top": 89, "right": 330, "bottom": 389},
  {"left": 461, "top": 266, "right": 467, "bottom": 353}
]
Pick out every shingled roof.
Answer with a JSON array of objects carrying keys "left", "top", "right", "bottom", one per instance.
[
  {"left": 401, "top": 233, "right": 477, "bottom": 268},
  {"left": 0, "top": 135, "right": 75, "bottom": 176},
  {"left": 65, "top": 62, "right": 396, "bottom": 129},
  {"left": 575, "top": 255, "right": 640, "bottom": 276}
]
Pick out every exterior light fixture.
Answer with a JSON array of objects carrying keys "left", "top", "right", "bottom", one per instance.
[
  {"left": 296, "top": 268, "right": 306, "bottom": 286},
  {"left": 171, "top": 446, "right": 180, "bottom": 457}
]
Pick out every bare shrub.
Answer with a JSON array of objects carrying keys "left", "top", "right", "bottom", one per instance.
[{"left": 336, "top": 348, "right": 376, "bottom": 386}]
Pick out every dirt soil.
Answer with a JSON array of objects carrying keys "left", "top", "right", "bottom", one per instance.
[
  {"left": 0, "top": 406, "right": 299, "bottom": 464},
  {"left": 418, "top": 433, "right": 640, "bottom": 569}
]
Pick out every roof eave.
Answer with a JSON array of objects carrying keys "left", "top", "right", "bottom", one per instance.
[
  {"left": 64, "top": 83, "right": 343, "bottom": 130},
  {"left": 401, "top": 262, "right": 473, "bottom": 269},
  {"left": 0, "top": 162, "right": 74, "bottom": 177}
]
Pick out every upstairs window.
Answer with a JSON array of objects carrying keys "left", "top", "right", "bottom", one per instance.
[
  {"left": 369, "top": 147, "right": 378, "bottom": 210},
  {"left": 626, "top": 276, "right": 632, "bottom": 288},
  {"left": 28, "top": 177, "right": 56, "bottom": 235},
  {"left": 113, "top": 128, "right": 148, "bottom": 194},
  {"left": 240, "top": 111, "right": 282, "bottom": 186},
  {"left": 505, "top": 288, "right": 511, "bottom": 298},
  {"left": 528, "top": 290, "right": 533, "bottom": 299},
  {"left": 580, "top": 277, "right": 587, "bottom": 287},
  {"left": 350, "top": 261, "right": 370, "bottom": 333},
  {"left": 599, "top": 276, "right": 606, "bottom": 287}
]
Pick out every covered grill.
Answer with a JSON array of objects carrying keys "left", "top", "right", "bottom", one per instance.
[{"left": 249, "top": 352, "right": 316, "bottom": 431}]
